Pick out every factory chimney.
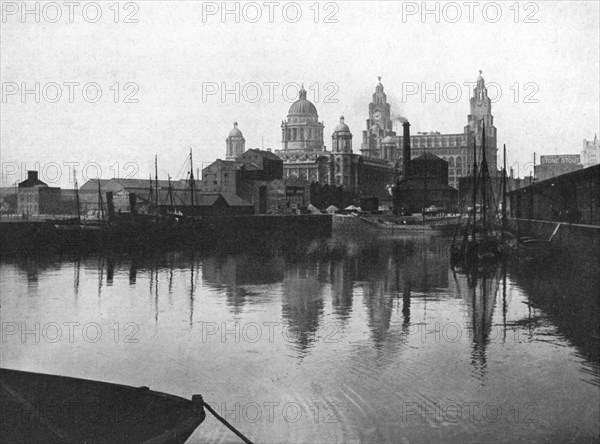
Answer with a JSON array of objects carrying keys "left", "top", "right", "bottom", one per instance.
[{"left": 403, "top": 121, "right": 411, "bottom": 178}]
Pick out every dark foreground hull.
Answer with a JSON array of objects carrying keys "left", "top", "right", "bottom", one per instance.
[{"left": 0, "top": 368, "right": 205, "bottom": 444}]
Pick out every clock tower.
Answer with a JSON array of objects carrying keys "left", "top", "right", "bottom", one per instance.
[
  {"left": 361, "top": 77, "right": 396, "bottom": 159},
  {"left": 465, "top": 70, "right": 497, "bottom": 173}
]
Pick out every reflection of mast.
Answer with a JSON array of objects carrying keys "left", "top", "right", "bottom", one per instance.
[
  {"left": 467, "top": 266, "right": 501, "bottom": 380},
  {"left": 97, "top": 257, "right": 104, "bottom": 300},
  {"left": 402, "top": 284, "right": 411, "bottom": 325},
  {"left": 149, "top": 259, "right": 154, "bottom": 296},
  {"left": 155, "top": 265, "right": 159, "bottom": 324},
  {"left": 501, "top": 145, "right": 508, "bottom": 234},
  {"left": 189, "top": 254, "right": 195, "bottom": 328},
  {"left": 129, "top": 258, "right": 137, "bottom": 285},
  {"left": 106, "top": 256, "right": 114, "bottom": 285},
  {"left": 472, "top": 138, "right": 478, "bottom": 238},
  {"left": 502, "top": 260, "right": 507, "bottom": 343},
  {"left": 73, "top": 257, "right": 80, "bottom": 299},
  {"left": 168, "top": 259, "right": 174, "bottom": 294}
]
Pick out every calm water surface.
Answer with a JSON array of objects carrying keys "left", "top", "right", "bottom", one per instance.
[{"left": 1, "top": 234, "right": 599, "bottom": 443}]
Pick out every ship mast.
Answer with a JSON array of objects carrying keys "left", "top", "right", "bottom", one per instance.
[
  {"left": 74, "top": 168, "right": 80, "bottom": 222},
  {"left": 502, "top": 144, "right": 507, "bottom": 231},
  {"left": 155, "top": 154, "right": 159, "bottom": 208},
  {"left": 481, "top": 121, "right": 488, "bottom": 238},
  {"left": 189, "top": 148, "right": 195, "bottom": 214},
  {"left": 168, "top": 175, "right": 174, "bottom": 212},
  {"left": 97, "top": 180, "right": 105, "bottom": 222},
  {"left": 471, "top": 137, "right": 478, "bottom": 240}
]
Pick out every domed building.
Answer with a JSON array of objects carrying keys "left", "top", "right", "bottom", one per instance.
[
  {"left": 280, "top": 86, "right": 324, "bottom": 153},
  {"left": 275, "top": 86, "right": 331, "bottom": 185},
  {"left": 274, "top": 84, "right": 396, "bottom": 200},
  {"left": 226, "top": 122, "right": 246, "bottom": 160},
  {"left": 331, "top": 116, "right": 359, "bottom": 187}
]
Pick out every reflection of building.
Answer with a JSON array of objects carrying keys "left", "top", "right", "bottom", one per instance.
[
  {"left": 581, "top": 134, "right": 599, "bottom": 168},
  {"left": 455, "top": 269, "right": 500, "bottom": 379},
  {"left": 280, "top": 264, "right": 325, "bottom": 352},
  {"left": 534, "top": 155, "right": 582, "bottom": 182},
  {"left": 202, "top": 254, "right": 284, "bottom": 314}
]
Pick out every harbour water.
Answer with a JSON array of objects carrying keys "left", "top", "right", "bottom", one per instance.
[{"left": 1, "top": 234, "right": 598, "bottom": 443}]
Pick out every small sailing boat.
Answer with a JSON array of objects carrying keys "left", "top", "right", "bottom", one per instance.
[{"left": 450, "top": 123, "right": 509, "bottom": 268}]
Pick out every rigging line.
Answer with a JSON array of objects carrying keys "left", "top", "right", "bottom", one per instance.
[
  {"left": 171, "top": 188, "right": 187, "bottom": 206},
  {"left": 174, "top": 153, "right": 190, "bottom": 181}
]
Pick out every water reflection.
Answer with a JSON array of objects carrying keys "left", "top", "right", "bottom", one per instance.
[
  {"left": 202, "top": 254, "right": 284, "bottom": 315},
  {"left": 3, "top": 237, "right": 598, "bottom": 369},
  {"left": 509, "top": 256, "right": 600, "bottom": 387},
  {"left": 1, "top": 234, "right": 599, "bottom": 443}
]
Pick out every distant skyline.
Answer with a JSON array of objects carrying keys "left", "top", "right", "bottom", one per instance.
[{"left": 1, "top": 1, "right": 599, "bottom": 187}]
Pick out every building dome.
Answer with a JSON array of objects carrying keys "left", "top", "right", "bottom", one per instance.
[
  {"left": 229, "top": 122, "right": 243, "bottom": 138},
  {"left": 334, "top": 116, "right": 350, "bottom": 132},
  {"left": 288, "top": 86, "right": 318, "bottom": 116}
]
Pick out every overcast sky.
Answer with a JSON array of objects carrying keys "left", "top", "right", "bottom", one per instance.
[{"left": 1, "top": 1, "right": 599, "bottom": 187}]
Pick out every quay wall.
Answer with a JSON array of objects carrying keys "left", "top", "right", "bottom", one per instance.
[
  {"left": 206, "top": 214, "right": 332, "bottom": 242},
  {"left": 331, "top": 214, "right": 443, "bottom": 235},
  {"left": 332, "top": 215, "right": 376, "bottom": 235},
  {"left": 508, "top": 218, "right": 600, "bottom": 262},
  {"left": 0, "top": 215, "right": 332, "bottom": 255}
]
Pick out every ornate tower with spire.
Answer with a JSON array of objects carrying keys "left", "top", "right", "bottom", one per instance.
[
  {"left": 361, "top": 76, "right": 397, "bottom": 159},
  {"left": 226, "top": 122, "right": 245, "bottom": 160},
  {"left": 465, "top": 70, "right": 497, "bottom": 173}
]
